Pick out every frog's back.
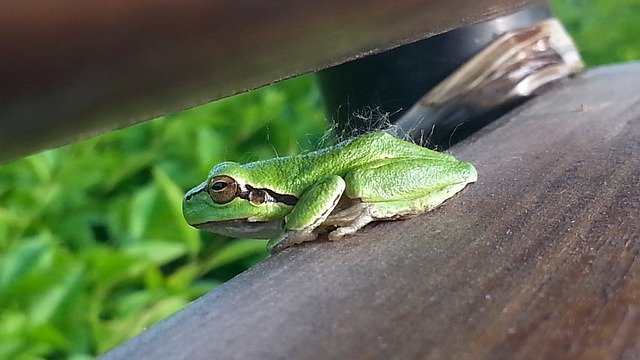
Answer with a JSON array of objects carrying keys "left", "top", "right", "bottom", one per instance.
[
  {"left": 336, "top": 131, "right": 451, "bottom": 161},
  {"left": 266, "top": 133, "right": 389, "bottom": 186},
  {"left": 242, "top": 131, "right": 452, "bottom": 194}
]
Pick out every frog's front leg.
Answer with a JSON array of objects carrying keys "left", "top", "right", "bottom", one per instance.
[{"left": 267, "top": 175, "right": 345, "bottom": 253}]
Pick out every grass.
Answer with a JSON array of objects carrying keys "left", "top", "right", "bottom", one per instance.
[{"left": 0, "top": 0, "right": 638, "bottom": 358}]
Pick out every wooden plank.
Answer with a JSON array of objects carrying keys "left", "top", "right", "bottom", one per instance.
[
  {"left": 102, "top": 63, "right": 640, "bottom": 359},
  {"left": 0, "top": 0, "right": 541, "bottom": 162}
]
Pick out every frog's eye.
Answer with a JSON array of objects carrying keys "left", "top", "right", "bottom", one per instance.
[{"left": 208, "top": 175, "right": 239, "bottom": 204}]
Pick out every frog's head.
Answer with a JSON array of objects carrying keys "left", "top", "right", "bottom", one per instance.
[{"left": 182, "top": 162, "right": 295, "bottom": 239}]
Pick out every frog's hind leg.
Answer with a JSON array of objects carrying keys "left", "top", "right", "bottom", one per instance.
[
  {"left": 324, "top": 158, "right": 475, "bottom": 240},
  {"left": 324, "top": 186, "right": 465, "bottom": 240},
  {"left": 325, "top": 185, "right": 464, "bottom": 241}
]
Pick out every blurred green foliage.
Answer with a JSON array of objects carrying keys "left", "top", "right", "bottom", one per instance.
[
  {"left": 0, "top": 76, "right": 326, "bottom": 358},
  {"left": 550, "top": 0, "right": 640, "bottom": 65},
  {"left": 0, "top": 1, "right": 638, "bottom": 358}
]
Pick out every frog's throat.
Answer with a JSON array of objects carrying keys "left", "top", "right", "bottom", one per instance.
[{"left": 193, "top": 218, "right": 285, "bottom": 239}]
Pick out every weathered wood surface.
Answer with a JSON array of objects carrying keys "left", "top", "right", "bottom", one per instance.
[
  {"left": 103, "top": 63, "right": 640, "bottom": 359},
  {"left": 0, "top": 0, "right": 541, "bottom": 162}
]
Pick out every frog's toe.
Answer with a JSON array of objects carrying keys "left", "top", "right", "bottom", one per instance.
[
  {"left": 267, "top": 239, "right": 288, "bottom": 254},
  {"left": 328, "top": 212, "right": 374, "bottom": 240},
  {"left": 267, "top": 230, "right": 318, "bottom": 254}
]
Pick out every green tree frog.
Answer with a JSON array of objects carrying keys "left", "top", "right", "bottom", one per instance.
[{"left": 183, "top": 131, "right": 477, "bottom": 253}]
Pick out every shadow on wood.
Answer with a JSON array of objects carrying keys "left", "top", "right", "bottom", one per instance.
[{"left": 103, "top": 63, "right": 640, "bottom": 359}]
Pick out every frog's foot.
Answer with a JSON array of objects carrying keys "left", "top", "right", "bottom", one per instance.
[
  {"left": 327, "top": 212, "right": 374, "bottom": 240},
  {"left": 325, "top": 192, "right": 457, "bottom": 241},
  {"left": 284, "top": 230, "right": 318, "bottom": 246},
  {"left": 325, "top": 202, "right": 375, "bottom": 241},
  {"left": 267, "top": 230, "right": 318, "bottom": 254},
  {"left": 270, "top": 175, "right": 345, "bottom": 254}
]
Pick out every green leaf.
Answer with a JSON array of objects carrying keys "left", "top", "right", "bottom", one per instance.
[
  {"left": 29, "top": 264, "right": 85, "bottom": 325},
  {"left": 0, "top": 237, "right": 49, "bottom": 293},
  {"left": 128, "top": 185, "right": 158, "bottom": 242},
  {"left": 153, "top": 167, "right": 201, "bottom": 255},
  {"left": 123, "top": 241, "right": 187, "bottom": 265},
  {"left": 86, "top": 246, "right": 144, "bottom": 291}
]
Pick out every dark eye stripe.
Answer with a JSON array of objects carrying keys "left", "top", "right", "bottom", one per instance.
[
  {"left": 239, "top": 185, "right": 298, "bottom": 206},
  {"left": 264, "top": 188, "right": 298, "bottom": 206}
]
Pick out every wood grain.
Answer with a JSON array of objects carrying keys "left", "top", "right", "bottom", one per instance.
[{"left": 103, "top": 63, "right": 640, "bottom": 360}]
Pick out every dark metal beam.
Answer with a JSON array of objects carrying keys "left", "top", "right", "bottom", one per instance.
[
  {"left": 102, "top": 63, "right": 640, "bottom": 359},
  {"left": 1, "top": 0, "right": 542, "bottom": 161}
]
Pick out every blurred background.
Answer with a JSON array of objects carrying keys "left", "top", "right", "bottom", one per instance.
[{"left": 0, "top": 1, "right": 638, "bottom": 358}]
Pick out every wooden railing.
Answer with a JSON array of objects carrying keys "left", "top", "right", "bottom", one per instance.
[{"left": 103, "top": 63, "right": 640, "bottom": 359}]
